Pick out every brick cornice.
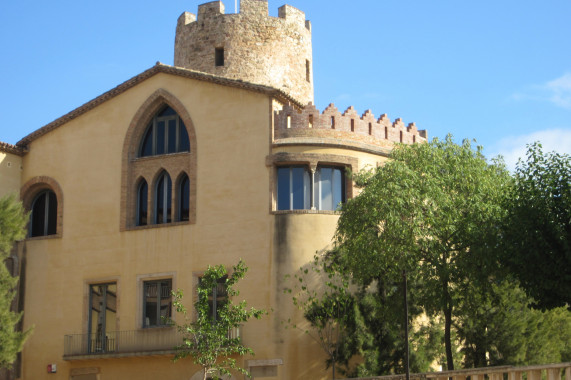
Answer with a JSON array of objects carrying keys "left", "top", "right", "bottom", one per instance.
[
  {"left": 16, "top": 63, "right": 303, "bottom": 148},
  {"left": 272, "top": 137, "right": 393, "bottom": 157}
]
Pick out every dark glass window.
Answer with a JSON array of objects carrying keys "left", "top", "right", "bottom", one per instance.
[
  {"left": 30, "top": 190, "right": 57, "bottom": 237},
  {"left": 178, "top": 175, "right": 190, "bottom": 222},
  {"left": 88, "top": 283, "right": 117, "bottom": 353},
  {"left": 156, "top": 121, "right": 166, "bottom": 155},
  {"left": 179, "top": 121, "right": 190, "bottom": 152},
  {"left": 199, "top": 276, "right": 228, "bottom": 322},
  {"left": 139, "top": 106, "right": 190, "bottom": 157},
  {"left": 141, "top": 128, "right": 153, "bottom": 157},
  {"left": 155, "top": 172, "right": 172, "bottom": 224},
  {"left": 277, "top": 166, "right": 310, "bottom": 210},
  {"left": 137, "top": 180, "right": 148, "bottom": 226},
  {"left": 143, "top": 279, "right": 172, "bottom": 327},
  {"left": 315, "top": 166, "right": 345, "bottom": 211},
  {"left": 276, "top": 165, "right": 346, "bottom": 211}
]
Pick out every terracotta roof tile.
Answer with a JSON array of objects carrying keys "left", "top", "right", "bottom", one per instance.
[{"left": 0, "top": 141, "right": 25, "bottom": 156}]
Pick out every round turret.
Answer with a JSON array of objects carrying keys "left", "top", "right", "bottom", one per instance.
[{"left": 174, "top": 0, "right": 314, "bottom": 104}]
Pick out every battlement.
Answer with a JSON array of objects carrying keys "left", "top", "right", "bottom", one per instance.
[
  {"left": 275, "top": 103, "right": 427, "bottom": 148},
  {"left": 197, "top": 1, "right": 225, "bottom": 18},
  {"left": 278, "top": 5, "right": 311, "bottom": 31},
  {"left": 240, "top": 0, "right": 268, "bottom": 17},
  {"left": 178, "top": 1, "right": 309, "bottom": 31},
  {"left": 174, "top": 0, "right": 313, "bottom": 104}
]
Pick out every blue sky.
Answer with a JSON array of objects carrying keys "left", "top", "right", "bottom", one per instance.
[{"left": 1, "top": 0, "right": 570, "bottom": 169}]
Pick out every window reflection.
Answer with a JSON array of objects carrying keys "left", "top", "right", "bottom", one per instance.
[
  {"left": 139, "top": 106, "right": 190, "bottom": 157},
  {"left": 277, "top": 165, "right": 345, "bottom": 211}
]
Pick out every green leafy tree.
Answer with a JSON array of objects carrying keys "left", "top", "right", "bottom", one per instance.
[
  {"left": 286, "top": 254, "right": 356, "bottom": 379},
  {"left": 456, "top": 277, "right": 571, "bottom": 367},
  {"left": 334, "top": 135, "right": 511, "bottom": 370},
  {"left": 0, "top": 195, "right": 30, "bottom": 368},
  {"left": 171, "top": 260, "right": 266, "bottom": 380},
  {"left": 501, "top": 142, "right": 570, "bottom": 310},
  {"left": 287, "top": 254, "right": 444, "bottom": 378},
  {"left": 344, "top": 274, "right": 444, "bottom": 377}
]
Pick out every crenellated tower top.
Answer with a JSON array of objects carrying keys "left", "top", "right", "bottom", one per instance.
[{"left": 175, "top": 0, "right": 314, "bottom": 104}]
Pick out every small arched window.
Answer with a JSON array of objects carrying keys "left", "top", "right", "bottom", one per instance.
[
  {"left": 30, "top": 190, "right": 57, "bottom": 237},
  {"left": 178, "top": 174, "right": 190, "bottom": 222},
  {"left": 139, "top": 106, "right": 190, "bottom": 157},
  {"left": 155, "top": 172, "right": 172, "bottom": 224},
  {"left": 137, "top": 180, "right": 148, "bottom": 226}
]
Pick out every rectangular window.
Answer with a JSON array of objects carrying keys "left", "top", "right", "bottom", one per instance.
[
  {"left": 88, "top": 283, "right": 117, "bottom": 353},
  {"left": 215, "top": 47, "right": 225, "bottom": 66},
  {"left": 315, "top": 166, "right": 345, "bottom": 211},
  {"left": 202, "top": 276, "right": 228, "bottom": 321},
  {"left": 306, "top": 59, "right": 310, "bottom": 82},
  {"left": 143, "top": 279, "right": 172, "bottom": 327},
  {"left": 276, "top": 165, "right": 346, "bottom": 211},
  {"left": 277, "top": 166, "right": 310, "bottom": 210}
]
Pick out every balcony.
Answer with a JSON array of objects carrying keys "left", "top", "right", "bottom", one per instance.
[{"left": 63, "top": 326, "right": 241, "bottom": 360}]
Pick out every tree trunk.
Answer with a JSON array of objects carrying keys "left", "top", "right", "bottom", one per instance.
[
  {"left": 332, "top": 359, "right": 336, "bottom": 380},
  {"left": 476, "top": 347, "right": 487, "bottom": 368},
  {"left": 442, "top": 277, "right": 454, "bottom": 371},
  {"left": 444, "top": 303, "right": 454, "bottom": 370}
]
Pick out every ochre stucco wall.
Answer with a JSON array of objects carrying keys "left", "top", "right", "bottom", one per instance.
[
  {"left": 17, "top": 70, "right": 394, "bottom": 380},
  {"left": 19, "top": 73, "right": 276, "bottom": 380},
  {"left": 0, "top": 151, "right": 22, "bottom": 198}
]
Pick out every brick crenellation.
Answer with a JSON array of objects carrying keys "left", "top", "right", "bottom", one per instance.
[{"left": 275, "top": 103, "right": 428, "bottom": 146}]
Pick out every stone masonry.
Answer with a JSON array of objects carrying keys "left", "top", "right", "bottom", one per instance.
[{"left": 175, "top": 0, "right": 314, "bottom": 105}]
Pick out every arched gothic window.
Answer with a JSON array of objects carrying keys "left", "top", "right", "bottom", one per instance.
[
  {"left": 123, "top": 91, "right": 197, "bottom": 230},
  {"left": 139, "top": 106, "right": 190, "bottom": 157},
  {"left": 30, "top": 190, "right": 57, "bottom": 237},
  {"left": 137, "top": 180, "right": 148, "bottom": 226},
  {"left": 155, "top": 172, "right": 172, "bottom": 224},
  {"left": 178, "top": 174, "right": 190, "bottom": 222}
]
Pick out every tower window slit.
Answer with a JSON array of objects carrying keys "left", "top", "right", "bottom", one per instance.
[{"left": 215, "top": 47, "right": 224, "bottom": 67}]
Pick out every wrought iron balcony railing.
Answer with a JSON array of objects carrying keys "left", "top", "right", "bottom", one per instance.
[
  {"left": 63, "top": 328, "right": 181, "bottom": 358},
  {"left": 63, "top": 326, "right": 241, "bottom": 359}
]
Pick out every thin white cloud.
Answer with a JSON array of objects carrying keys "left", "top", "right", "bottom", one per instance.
[
  {"left": 545, "top": 73, "right": 571, "bottom": 109},
  {"left": 511, "top": 73, "right": 571, "bottom": 109},
  {"left": 489, "top": 128, "right": 571, "bottom": 171}
]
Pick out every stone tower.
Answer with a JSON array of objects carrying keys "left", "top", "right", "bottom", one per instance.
[{"left": 174, "top": 0, "right": 314, "bottom": 105}]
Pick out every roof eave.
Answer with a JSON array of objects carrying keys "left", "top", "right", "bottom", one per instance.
[{"left": 16, "top": 63, "right": 304, "bottom": 148}]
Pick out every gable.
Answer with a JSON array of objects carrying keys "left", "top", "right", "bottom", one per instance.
[{"left": 16, "top": 63, "right": 302, "bottom": 148}]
